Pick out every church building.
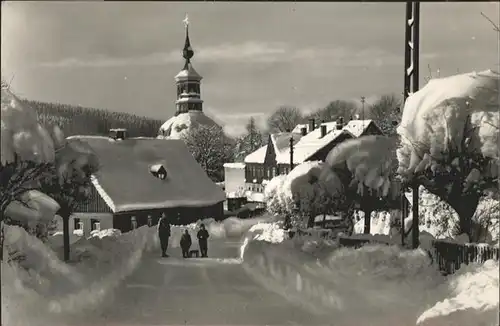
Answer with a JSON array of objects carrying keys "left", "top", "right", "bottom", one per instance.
[{"left": 158, "top": 16, "right": 221, "bottom": 139}]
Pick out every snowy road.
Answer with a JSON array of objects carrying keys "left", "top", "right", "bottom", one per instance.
[{"left": 88, "top": 238, "right": 331, "bottom": 326}]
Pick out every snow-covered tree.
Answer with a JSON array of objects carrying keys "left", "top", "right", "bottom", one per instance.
[
  {"left": 182, "top": 124, "right": 234, "bottom": 182},
  {"left": 41, "top": 135, "right": 99, "bottom": 261},
  {"left": 368, "top": 94, "right": 402, "bottom": 136},
  {"left": 307, "top": 100, "right": 358, "bottom": 124},
  {"left": 234, "top": 117, "right": 265, "bottom": 161},
  {"left": 267, "top": 106, "right": 304, "bottom": 133},
  {"left": 321, "top": 135, "right": 398, "bottom": 233},
  {"left": 397, "top": 70, "right": 499, "bottom": 241},
  {"left": 1, "top": 86, "right": 60, "bottom": 260}
]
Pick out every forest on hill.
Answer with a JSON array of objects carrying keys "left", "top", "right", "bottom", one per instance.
[{"left": 24, "top": 99, "right": 164, "bottom": 138}]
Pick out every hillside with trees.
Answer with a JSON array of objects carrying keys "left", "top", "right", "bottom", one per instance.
[{"left": 23, "top": 99, "right": 164, "bottom": 138}]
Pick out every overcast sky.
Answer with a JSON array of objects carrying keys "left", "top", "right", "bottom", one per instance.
[{"left": 2, "top": 1, "right": 499, "bottom": 136}]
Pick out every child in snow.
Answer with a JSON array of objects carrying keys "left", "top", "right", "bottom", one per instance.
[
  {"left": 157, "top": 213, "right": 171, "bottom": 257},
  {"left": 180, "top": 229, "right": 192, "bottom": 258},
  {"left": 197, "top": 224, "right": 210, "bottom": 258}
]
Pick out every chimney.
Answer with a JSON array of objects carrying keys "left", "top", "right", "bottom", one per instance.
[
  {"left": 300, "top": 126, "right": 307, "bottom": 136},
  {"left": 308, "top": 118, "right": 315, "bottom": 132},
  {"left": 320, "top": 124, "right": 327, "bottom": 138},
  {"left": 336, "top": 117, "right": 344, "bottom": 130},
  {"left": 110, "top": 128, "right": 127, "bottom": 140}
]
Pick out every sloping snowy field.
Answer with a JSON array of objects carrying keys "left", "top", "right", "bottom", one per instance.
[{"left": 241, "top": 223, "right": 499, "bottom": 326}]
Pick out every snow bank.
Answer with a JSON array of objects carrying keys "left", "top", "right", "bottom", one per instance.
[
  {"left": 417, "top": 260, "right": 499, "bottom": 326},
  {"left": 240, "top": 222, "right": 498, "bottom": 326},
  {"left": 2, "top": 224, "right": 151, "bottom": 326}
]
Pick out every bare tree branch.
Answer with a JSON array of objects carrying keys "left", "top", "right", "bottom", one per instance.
[{"left": 481, "top": 12, "right": 500, "bottom": 33}]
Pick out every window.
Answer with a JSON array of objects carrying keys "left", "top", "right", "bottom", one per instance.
[
  {"left": 91, "top": 219, "right": 100, "bottom": 231},
  {"left": 131, "top": 216, "right": 137, "bottom": 230},
  {"left": 147, "top": 215, "right": 153, "bottom": 227},
  {"left": 74, "top": 218, "right": 81, "bottom": 230},
  {"left": 272, "top": 167, "right": 277, "bottom": 177}
]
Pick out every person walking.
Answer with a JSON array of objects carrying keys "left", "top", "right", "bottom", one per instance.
[
  {"left": 180, "top": 229, "right": 192, "bottom": 258},
  {"left": 157, "top": 213, "right": 171, "bottom": 257},
  {"left": 197, "top": 224, "right": 210, "bottom": 258}
]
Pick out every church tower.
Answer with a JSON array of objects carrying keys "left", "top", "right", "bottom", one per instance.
[
  {"left": 174, "top": 15, "right": 203, "bottom": 116},
  {"left": 158, "top": 14, "right": 220, "bottom": 139}
]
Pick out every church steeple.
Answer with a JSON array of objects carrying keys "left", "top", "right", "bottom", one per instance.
[{"left": 174, "top": 14, "right": 203, "bottom": 116}]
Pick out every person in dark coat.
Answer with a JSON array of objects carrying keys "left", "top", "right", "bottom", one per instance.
[
  {"left": 197, "top": 224, "right": 210, "bottom": 258},
  {"left": 180, "top": 229, "right": 192, "bottom": 258},
  {"left": 157, "top": 213, "right": 171, "bottom": 257}
]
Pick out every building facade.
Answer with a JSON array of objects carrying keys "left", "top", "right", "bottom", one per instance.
[{"left": 70, "top": 132, "right": 226, "bottom": 235}]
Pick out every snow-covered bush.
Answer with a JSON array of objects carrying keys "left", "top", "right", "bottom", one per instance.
[
  {"left": 397, "top": 70, "right": 499, "bottom": 241},
  {"left": 324, "top": 135, "right": 396, "bottom": 197},
  {"left": 263, "top": 161, "right": 344, "bottom": 228}
]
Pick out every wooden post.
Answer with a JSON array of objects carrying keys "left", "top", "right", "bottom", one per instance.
[
  {"left": 63, "top": 215, "right": 70, "bottom": 262},
  {"left": 412, "top": 183, "right": 419, "bottom": 249},
  {"left": 289, "top": 136, "right": 294, "bottom": 171}
]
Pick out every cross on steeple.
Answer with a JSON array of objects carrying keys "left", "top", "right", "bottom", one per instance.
[{"left": 182, "top": 13, "right": 194, "bottom": 65}]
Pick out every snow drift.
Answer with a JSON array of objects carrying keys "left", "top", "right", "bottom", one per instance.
[
  {"left": 240, "top": 223, "right": 499, "bottom": 326},
  {"left": 2, "top": 216, "right": 271, "bottom": 326}
]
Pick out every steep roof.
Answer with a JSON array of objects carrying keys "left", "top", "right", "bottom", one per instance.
[
  {"left": 243, "top": 119, "right": 380, "bottom": 165},
  {"left": 158, "top": 111, "right": 220, "bottom": 139},
  {"left": 244, "top": 145, "right": 268, "bottom": 164},
  {"left": 175, "top": 62, "right": 202, "bottom": 81},
  {"left": 278, "top": 129, "right": 355, "bottom": 164},
  {"left": 67, "top": 136, "right": 225, "bottom": 213},
  {"left": 342, "top": 119, "right": 378, "bottom": 137}
]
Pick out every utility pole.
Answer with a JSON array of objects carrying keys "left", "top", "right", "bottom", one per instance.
[
  {"left": 403, "top": 1, "right": 420, "bottom": 249},
  {"left": 361, "top": 96, "right": 366, "bottom": 130}
]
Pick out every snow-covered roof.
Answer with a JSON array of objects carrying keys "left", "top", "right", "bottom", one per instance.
[
  {"left": 175, "top": 98, "right": 204, "bottom": 104},
  {"left": 244, "top": 145, "right": 268, "bottom": 164},
  {"left": 292, "top": 120, "right": 376, "bottom": 138},
  {"left": 73, "top": 137, "right": 225, "bottom": 213},
  {"left": 243, "top": 119, "right": 379, "bottom": 165},
  {"left": 342, "top": 120, "right": 375, "bottom": 137},
  {"left": 158, "top": 111, "right": 221, "bottom": 139},
  {"left": 223, "top": 162, "right": 246, "bottom": 169},
  {"left": 278, "top": 129, "right": 355, "bottom": 164},
  {"left": 174, "top": 63, "right": 202, "bottom": 81},
  {"left": 269, "top": 132, "right": 304, "bottom": 163}
]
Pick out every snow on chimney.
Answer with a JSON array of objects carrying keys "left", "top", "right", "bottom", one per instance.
[
  {"left": 308, "top": 118, "right": 315, "bottom": 132},
  {"left": 300, "top": 127, "right": 307, "bottom": 136},
  {"left": 320, "top": 124, "right": 327, "bottom": 138},
  {"left": 336, "top": 117, "right": 344, "bottom": 130}
]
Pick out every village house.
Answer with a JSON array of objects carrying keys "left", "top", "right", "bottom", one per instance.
[
  {"left": 223, "top": 117, "right": 383, "bottom": 209},
  {"left": 244, "top": 117, "right": 383, "bottom": 186},
  {"left": 67, "top": 129, "right": 226, "bottom": 235}
]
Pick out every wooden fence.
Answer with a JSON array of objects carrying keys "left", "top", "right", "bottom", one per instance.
[
  {"left": 338, "top": 237, "right": 499, "bottom": 275},
  {"left": 431, "top": 240, "right": 499, "bottom": 275}
]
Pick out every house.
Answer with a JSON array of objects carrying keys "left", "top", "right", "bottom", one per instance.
[
  {"left": 224, "top": 117, "right": 383, "bottom": 203},
  {"left": 244, "top": 117, "right": 382, "bottom": 185},
  {"left": 67, "top": 130, "right": 226, "bottom": 235}
]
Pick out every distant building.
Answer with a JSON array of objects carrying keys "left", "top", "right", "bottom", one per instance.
[
  {"left": 158, "top": 17, "right": 220, "bottom": 140},
  {"left": 68, "top": 129, "right": 226, "bottom": 235},
  {"left": 224, "top": 117, "right": 383, "bottom": 202}
]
